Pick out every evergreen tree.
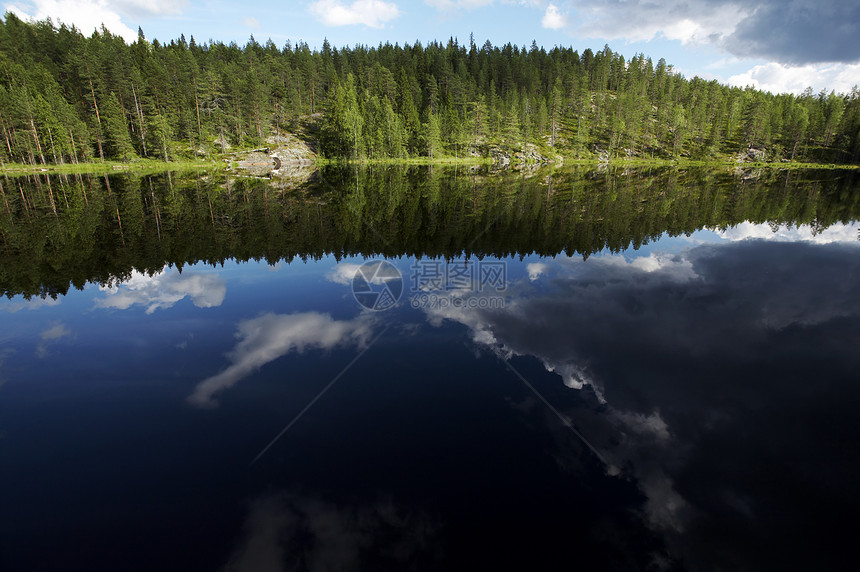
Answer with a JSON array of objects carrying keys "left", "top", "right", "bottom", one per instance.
[
  {"left": 101, "top": 92, "right": 136, "bottom": 160},
  {"left": 0, "top": 16, "right": 857, "bottom": 164}
]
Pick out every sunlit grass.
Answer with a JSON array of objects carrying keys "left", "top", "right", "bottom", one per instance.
[
  {"left": 0, "top": 158, "right": 221, "bottom": 176},
  {"left": 2, "top": 154, "right": 854, "bottom": 176}
]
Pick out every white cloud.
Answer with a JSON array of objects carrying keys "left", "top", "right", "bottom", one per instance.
[
  {"left": 589, "top": 252, "right": 699, "bottom": 282},
  {"left": 418, "top": 253, "right": 699, "bottom": 398},
  {"left": 727, "top": 62, "right": 860, "bottom": 95},
  {"left": 325, "top": 262, "right": 363, "bottom": 285},
  {"left": 242, "top": 16, "right": 260, "bottom": 30},
  {"left": 560, "top": 1, "right": 860, "bottom": 66},
  {"left": 1, "top": 295, "right": 60, "bottom": 313},
  {"left": 96, "top": 269, "right": 226, "bottom": 314},
  {"left": 327, "top": 260, "right": 401, "bottom": 298},
  {"left": 309, "top": 0, "right": 401, "bottom": 28},
  {"left": 627, "top": 252, "right": 697, "bottom": 280},
  {"left": 541, "top": 3, "right": 566, "bottom": 30},
  {"left": 4, "top": 0, "right": 187, "bottom": 43},
  {"left": 40, "top": 323, "right": 70, "bottom": 340},
  {"left": 541, "top": 360, "right": 595, "bottom": 391},
  {"left": 568, "top": 0, "right": 748, "bottom": 46},
  {"left": 715, "top": 221, "right": 860, "bottom": 245},
  {"left": 36, "top": 322, "right": 71, "bottom": 358},
  {"left": 526, "top": 262, "right": 549, "bottom": 281},
  {"left": 187, "top": 312, "right": 375, "bottom": 408},
  {"left": 614, "top": 410, "right": 671, "bottom": 442}
]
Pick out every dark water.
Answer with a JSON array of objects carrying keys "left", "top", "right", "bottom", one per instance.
[{"left": 1, "top": 166, "right": 859, "bottom": 571}]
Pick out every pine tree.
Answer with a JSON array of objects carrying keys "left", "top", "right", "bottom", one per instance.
[{"left": 101, "top": 92, "right": 136, "bottom": 160}]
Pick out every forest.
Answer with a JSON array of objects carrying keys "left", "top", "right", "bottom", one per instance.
[{"left": 0, "top": 12, "right": 859, "bottom": 166}]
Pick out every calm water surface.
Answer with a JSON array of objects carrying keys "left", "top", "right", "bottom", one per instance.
[{"left": 1, "top": 167, "right": 859, "bottom": 570}]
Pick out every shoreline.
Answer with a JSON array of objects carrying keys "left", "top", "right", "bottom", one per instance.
[{"left": 1, "top": 156, "right": 856, "bottom": 176}]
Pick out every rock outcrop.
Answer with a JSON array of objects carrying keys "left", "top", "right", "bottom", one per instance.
[
  {"left": 735, "top": 146, "right": 768, "bottom": 163},
  {"left": 489, "top": 143, "right": 550, "bottom": 169},
  {"left": 232, "top": 132, "right": 317, "bottom": 178}
]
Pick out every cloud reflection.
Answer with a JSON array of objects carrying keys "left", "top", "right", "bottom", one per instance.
[
  {"left": 225, "top": 491, "right": 436, "bottom": 572},
  {"left": 36, "top": 322, "right": 71, "bottom": 358},
  {"left": 188, "top": 312, "right": 375, "bottom": 408},
  {"left": 715, "top": 221, "right": 860, "bottom": 244},
  {"left": 419, "top": 239, "right": 860, "bottom": 567},
  {"left": 325, "top": 262, "right": 363, "bottom": 285},
  {"left": 95, "top": 269, "right": 226, "bottom": 314},
  {"left": 1, "top": 296, "right": 61, "bottom": 313}
]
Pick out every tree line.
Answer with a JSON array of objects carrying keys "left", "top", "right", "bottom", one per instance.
[{"left": 1, "top": 13, "right": 859, "bottom": 165}]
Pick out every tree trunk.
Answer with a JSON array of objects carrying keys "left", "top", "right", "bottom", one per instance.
[
  {"left": 29, "top": 118, "right": 46, "bottom": 164},
  {"left": 132, "top": 82, "right": 147, "bottom": 156},
  {"left": 87, "top": 72, "right": 105, "bottom": 161},
  {"left": 69, "top": 129, "right": 79, "bottom": 164},
  {"left": 47, "top": 126, "right": 60, "bottom": 164},
  {"left": 194, "top": 88, "right": 202, "bottom": 149}
]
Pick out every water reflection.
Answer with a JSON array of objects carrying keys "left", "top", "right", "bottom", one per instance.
[
  {"left": 1, "top": 166, "right": 858, "bottom": 298},
  {"left": 96, "top": 268, "right": 226, "bottom": 313},
  {"left": 416, "top": 238, "right": 860, "bottom": 567},
  {"left": 717, "top": 220, "right": 860, "bottom": 243},
  {"left": 226, "top": 492, "right": 439, "bottom": 572},
  {"left": 0, "top": 167, "right": 858, "bottom": 571},
  {"left": 35, "top": 322, "right": 72, "bottom": 359},
  {"left": 189, "top": 312, "right": 376, "bottom": 409}
]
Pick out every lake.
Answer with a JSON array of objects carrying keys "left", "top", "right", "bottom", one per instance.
[{"left": 1, "top": 166, "right": 859, "bottom": 570}]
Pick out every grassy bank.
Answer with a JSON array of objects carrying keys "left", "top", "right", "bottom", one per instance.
[
  {"left": 1, "top": 158, "right": 221, "bottom": 176},
  {"left": 2, "top": 154, "right": 855, "bottom": 177},
  {"left": 559, "top": 157, "right": 859, "bottom": 170},
  {"left": 315, "top": 156, "right": 493, "bottom": 166}
]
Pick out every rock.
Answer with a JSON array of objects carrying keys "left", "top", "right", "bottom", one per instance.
[
  {"left": 490, "top": 143, "right": 549, "bottom": 169},
  {"left": 590, "top": 145, "right": 610, "bottom": 163},
  {"left": 213, "top": 136, "right": 231, "bottom": 151},
  {"left": 235, "top": 151, "right": 277, "bottom": 176},
  {"left": 489, "top": 146, "right": 511, "bottom": 168},
  {"left": 268, "top": 162, "right": 317, "bottom": 191},
  {"left": 736, "top": 146, "right": 767, "bottom": 163},
  {"left": 234, "top": 132, "right": 317, "bottom": 176},
  {"left": 267, "top": 133, "right": 317, "bottom": 165},
  {"left": 733, "top": 167, "right": 763, "bottom": 180},
  {"left": 746, "top": 146, "right": 767, "bottom": 161},
  {"left": 514, "top": 143, "right": 549, "bottom": 166}
]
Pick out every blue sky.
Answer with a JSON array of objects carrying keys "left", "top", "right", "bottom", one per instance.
[{"left": 4, "top": 0, "right": 859, "bottom": 95}]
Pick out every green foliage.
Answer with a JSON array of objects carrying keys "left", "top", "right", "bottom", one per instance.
[
  {"left": 320, "top": 74, "right": 363, "bottom": 159},
  {"left": 1, "top": 13, "right": 859, "bottom": 164},
  {"left": 101, "top": 92, "right": 136, "bottom": 160},
  {"left": 146, "top": 113, "right": 172, "bottom": 160}
]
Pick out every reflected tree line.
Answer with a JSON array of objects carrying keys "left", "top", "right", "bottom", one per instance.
[{"left": 1, "top": 166, "right": 859, "bottom": 298}]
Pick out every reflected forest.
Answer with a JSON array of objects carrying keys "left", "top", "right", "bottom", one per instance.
[{"left": 2, "top": 166, "right": 859, "bottom": 299}]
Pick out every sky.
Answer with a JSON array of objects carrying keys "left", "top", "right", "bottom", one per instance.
[{"left": 4, "top": 0, "right": 860, "bottom": 95}]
